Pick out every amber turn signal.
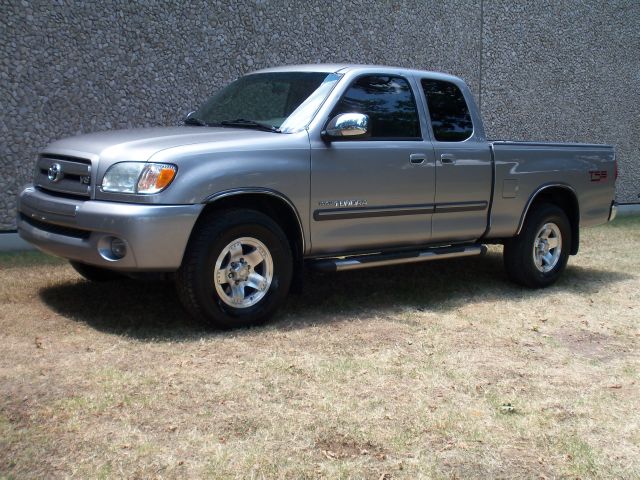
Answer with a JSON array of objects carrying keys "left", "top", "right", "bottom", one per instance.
[{"left": 137, "top": 164, "right": 177, "bottom": 194}]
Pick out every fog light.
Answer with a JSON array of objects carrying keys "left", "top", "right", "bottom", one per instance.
[{"left": 110, "top": 237, "right": 127, "bottom": 259}]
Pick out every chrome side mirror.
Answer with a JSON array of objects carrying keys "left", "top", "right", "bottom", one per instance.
[{"left": 323, "top": 113, "right": 369, "bottom": 140}]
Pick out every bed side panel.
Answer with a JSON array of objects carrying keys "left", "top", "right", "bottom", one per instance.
[{"left": 487, "top": 143, "right": 615, "bottom": 238}]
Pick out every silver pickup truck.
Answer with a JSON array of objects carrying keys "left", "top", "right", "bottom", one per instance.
[{"left": 17, "top": 64, "right": 617, "bottom": 328}]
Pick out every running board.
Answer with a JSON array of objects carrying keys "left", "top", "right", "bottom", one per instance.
[{"left": 310, "top": 244, "right": 486, "bottom": 272}]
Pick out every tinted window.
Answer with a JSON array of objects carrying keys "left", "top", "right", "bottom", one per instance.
[
  {"left": 331, "top": 75, "right": 421, "bottom": 139},
  {"left": 421, "top": 79, "right": 473, "bottom": 141}
]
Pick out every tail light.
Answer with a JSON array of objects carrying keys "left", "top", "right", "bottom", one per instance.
[{"left": 614, "top": 158, "right": 618, "bottom": 181}]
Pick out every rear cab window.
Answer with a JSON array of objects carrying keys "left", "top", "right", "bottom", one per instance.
[
  {"left": 421, "top": 79, "right": 473, "bottom": 142},
  {"left": 330, "top": 75, "right": 421, "bottom": 140}
]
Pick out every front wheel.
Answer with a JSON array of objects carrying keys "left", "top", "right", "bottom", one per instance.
[
  {"left": 503, "top": 203, "right": 571, "bottom": 288},
  {"left": 176, "top": 209, "right": 293, "bottom": 329}
]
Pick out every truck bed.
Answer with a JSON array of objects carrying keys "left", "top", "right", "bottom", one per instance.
[{"left": 486, "top": 140, "right": 616, "bottom": 238}]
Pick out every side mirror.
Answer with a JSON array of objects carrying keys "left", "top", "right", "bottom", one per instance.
[
  {"left": 185, "top": 111, "right": 196, "bottom": 120},
  {"left": 322, "top": 113, "right": 369, "bottom": 140}
]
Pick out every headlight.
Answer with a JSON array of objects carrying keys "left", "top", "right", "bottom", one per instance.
[{"left": 101, "top": 162, "right": 177, "bottom": 194}]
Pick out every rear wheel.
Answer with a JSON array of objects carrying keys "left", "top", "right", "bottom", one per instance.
[
  {"left": 176, "top": 209, "right": 293, "bottom": 329},
  {"left": 503, "top": 203, "right": 571, "bottom": 288},
  {"left": 69, "top": 261, "right": 123, "bottom": 282}
]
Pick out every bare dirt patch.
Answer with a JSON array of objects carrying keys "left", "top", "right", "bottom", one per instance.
[
  {"left": 315, "top": 434, "right": 387, "bottom": 461},
  {"left": 1, "top": 217, "right": 639, "bottom": 479},
  {"left": 555, "top": 328, "right": 626, "bottom": 361}
]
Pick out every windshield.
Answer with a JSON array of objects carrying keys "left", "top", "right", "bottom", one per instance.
[{"left": 191, "top": 72, "right": 342, "bottom": 133}]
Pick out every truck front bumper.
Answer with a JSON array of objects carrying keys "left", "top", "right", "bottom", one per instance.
[{"left": 17, "top": 187, "right": 203, "bottom": 271}]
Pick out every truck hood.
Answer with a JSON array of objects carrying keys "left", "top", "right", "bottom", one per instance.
[{"left": 43, "top": 126, "right": 278, "bottom": 162}]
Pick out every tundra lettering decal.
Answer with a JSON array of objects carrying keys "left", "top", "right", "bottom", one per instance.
[{"left": 318, "top": 199, "right": 368, "bottom": 207}]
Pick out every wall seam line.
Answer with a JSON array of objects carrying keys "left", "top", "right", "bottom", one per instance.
[{"left": 478, "top": 0, "right": 484, "bottom": 116}]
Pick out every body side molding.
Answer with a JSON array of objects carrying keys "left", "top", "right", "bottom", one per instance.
[
  {"left": 313, "top": 204, "right": 435, "bottom": 221},
  {"left": 433, "top": 201, "right": 488, "bottom": 214},
  {"left": 313, "top": 201, "right": 488, "bottom": 221}
]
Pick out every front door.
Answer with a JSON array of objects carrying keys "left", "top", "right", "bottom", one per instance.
[{"left": 309, "top": 74, "right": 436, "bottom": 254}]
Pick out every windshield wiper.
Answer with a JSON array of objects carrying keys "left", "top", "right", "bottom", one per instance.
[
  {"left": 184, "top": 116, "right": 207, "bottom": 126},
  {"left": 220, "top": 119, "right": 280, "bottom": 133}
]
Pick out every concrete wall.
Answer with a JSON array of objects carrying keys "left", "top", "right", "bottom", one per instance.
[
  {"left": 481, "top": 0, "right": 640, "bottom": 198},
  {"left": 1, "top": 0, "right": 638, "bottom": 230}
]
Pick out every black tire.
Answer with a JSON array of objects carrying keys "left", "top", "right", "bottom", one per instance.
[
  {"left": 503, "top": 203, "right": 571, "bottom": 288},
  {"left": 69, "top": 261, "right": 123, "bottom": 282},
  {"left": 176, "top": 209, "right": 293, "bottom": 329}
]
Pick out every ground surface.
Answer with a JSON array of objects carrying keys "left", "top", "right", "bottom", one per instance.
[{"left": 1, "top": 217, "right": 639, "bottom": 479}]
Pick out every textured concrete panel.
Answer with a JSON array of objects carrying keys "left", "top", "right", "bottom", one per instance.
[
  {"left": 3, "top": 1, "right": 637, "bottom": 231},
  {"left": 481, "top": 0, "right": 640, "bottom": 204},
  {"left": 0, "top": 0, "right": 481, "bottom": 229}
]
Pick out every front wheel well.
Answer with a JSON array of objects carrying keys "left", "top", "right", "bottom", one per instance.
[
  {"left": 521, "top": 186, "right": 580, "bottom": 255},
  {"left": 194, "top": 192, "right": 305, "bottom": 276}
]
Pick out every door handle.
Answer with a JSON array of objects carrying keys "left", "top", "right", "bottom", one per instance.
[
  {"left": 410, "top": 153, "right": 426, "bottom": 164},
  {"left": 440, "top": 154, "right": 456, "bottom": 165}
]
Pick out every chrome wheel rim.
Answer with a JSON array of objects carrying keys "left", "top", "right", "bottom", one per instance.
[
  {"left": 214, "top": 237, "right": 273, "bottom": 308},
  {"left": 533, "top": 222, "right": 562, "bottom": 273}
]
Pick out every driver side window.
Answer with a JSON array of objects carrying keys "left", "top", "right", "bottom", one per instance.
[{"left": 330, "top": 75, "right": 421, "bottom": 140}]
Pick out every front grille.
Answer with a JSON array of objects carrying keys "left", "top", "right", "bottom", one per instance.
[
  {"left": 35, "top": 154, "right": 92, "bottom": 199},
  {"left": 20, "top": 214, "right": 91, "bottom": 240},
  {"left": 34, "top": 186, "right": 88, "bottom": 201}
]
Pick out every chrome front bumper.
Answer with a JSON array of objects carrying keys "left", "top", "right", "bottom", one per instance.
[{"left": 17, "top": 187, "right": 203, "bottom": 270}]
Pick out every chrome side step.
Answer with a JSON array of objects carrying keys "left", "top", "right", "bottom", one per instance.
[{"left": 310, "top": 244, "right": 486, "bottom": 272}]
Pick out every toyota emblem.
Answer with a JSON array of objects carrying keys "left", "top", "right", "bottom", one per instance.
[{"left": 47, "top": 163, "right": 62, "bottom": 182}]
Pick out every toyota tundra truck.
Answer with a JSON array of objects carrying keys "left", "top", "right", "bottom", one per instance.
[{"left": 17, "top": 64, "right": 618, "bottom": 328}]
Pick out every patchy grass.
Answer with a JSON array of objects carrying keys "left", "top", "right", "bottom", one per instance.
[{"left": 1, "top": 216, "right": 639, "bottom": 479}]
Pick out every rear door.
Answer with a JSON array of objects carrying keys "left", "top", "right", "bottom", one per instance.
[
  {"left": 309, "top": 74, "right": 436, "bottom": 254},
  {"left": 419, "top": 78, "right": 492, "bottom": 242}
]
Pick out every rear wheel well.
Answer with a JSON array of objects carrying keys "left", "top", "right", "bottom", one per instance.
[
  {"left": 194, "top": 193, "right": 304, "bottom": 277},
  {"left": 523, "top": 187, "right": 580, "bottom": 255}
]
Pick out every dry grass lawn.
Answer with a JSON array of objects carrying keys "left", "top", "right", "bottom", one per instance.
[{"left": 1, "top": 217, "right": 639, "bottom": 479}]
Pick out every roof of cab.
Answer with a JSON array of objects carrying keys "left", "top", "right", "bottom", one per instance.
[
  {"left": 251, "top": 64, "right": 463, "bottom": 83},
  {"left": 252, "top": 63, "right": 350, "bottom": 74}
]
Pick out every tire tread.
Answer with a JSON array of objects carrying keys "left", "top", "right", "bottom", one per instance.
[
  {"left": 176, "top": 208, "right": 292, "bottom": 328},
  {"left": 503, "top": 203, "right": 571, "bottom": 288}
]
